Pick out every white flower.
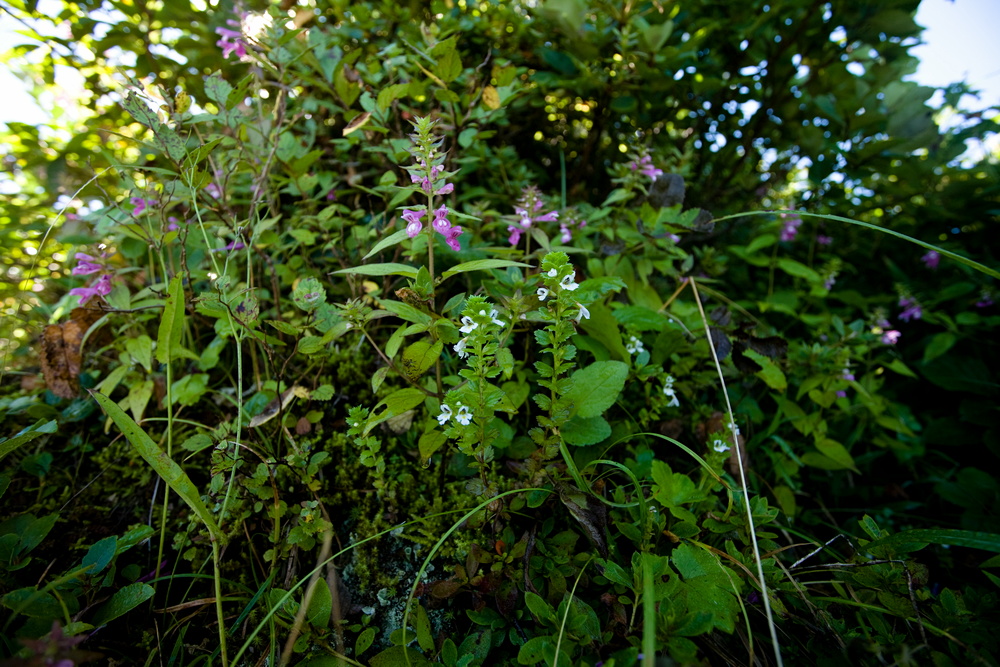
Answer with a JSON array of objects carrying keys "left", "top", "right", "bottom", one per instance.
[
  {"left": 559, "top": 273, "right": 579, "bottom": 291},
  {"left": 626, "top": 336, "right": 645, "bottom": 355},
  {"left": 459, "top": 316, "right": 479, "bottom": 334},
  {"left": 663, "top": 376, "right": 679, "bottom": 407},
  {"left": 537, "top": 287, "right": 549, "bottom": 301},
  {"left": 455, "top": 404, "right": 472, "bottom": 426},
  {"left": 490, "top": 308, "right": 505, "bottom": 327},
  {"left": 712, "top": 439, "right": 731, "bottom": 453},
  {"left": 547, "top": 268, "right": 558, "bottom": 278},
  {"left": 437, "top": 404, "right": 453, "bottom": 425},
  {"left": 454, "top": 337, "right": 469, "bottom": 359},
  {"left": 728, "top": 421, "right": 741, "bottom": 436},
  {"left": 575, "top": 303, "right": 590, "bottom": 322}
]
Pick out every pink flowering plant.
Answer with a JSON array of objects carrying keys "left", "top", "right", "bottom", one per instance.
[{"left": 6, "top": 4, "right": 1000, "bottom": 666}]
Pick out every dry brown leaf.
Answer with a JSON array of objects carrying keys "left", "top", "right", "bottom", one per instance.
[{"left": 39, "top": 307, "right": 104, "bottom": 399}]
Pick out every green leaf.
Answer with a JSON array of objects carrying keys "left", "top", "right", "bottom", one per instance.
[
  {"left": 441, "top": 259, "right": 533, "bottom": 279},
  {"left": 524, "top": 591, "right": 555, "bottom": 622},
  {"left": 776, "top": 258, "right": 821, "bottom": 283},
  {"left": 334, "top": 263, "right": 418, "bottom": 278},
  {"left": 90, "top": 392, "right": 223, "bottom": 544},
  {"left": 156, "top": 275, "right": 185, "bottom": 366},
  {"left": 82, "top": 536, "right": 117, "bottom": 576},
  {"left": 742, "top": 349, "right": 787, "bottom": 391},
  {"left": 205, "top": 72, "right": 234, "bottom": 107},
  {"left": 355, "top": 626, "right": 376, "bottom": 656},
  {"left": 562, "top": 415, "right": 612, "bottom": 446},
  {"left": 364, "top": 388, "right": 426, "bottom": 436},
  {"left": 379, "top": 299, "right": 432, "bottom": 325},
  {"left": 126, "top": 335, "right": 153, "bottom": 372},
  {"left": 369, "top": 646, "right": 432, "bottom": 666},
  {"left": 364, "top": 228, "right": 411, "bottom": 260},
  {"left": 91, "top": 583, "right": 155, "bottom": 627},
  {"left": 0, "top": 420, "right": 57, "bottom": 462},
  {"left": 401, "top": 340, "right": 443, "bottom": 381},
  {"left": 866, "top": 529, "right": 1000, "bottom": 555},
  {"left": 923, "top": 332, "right": 957, "bottom": 363},
  {"left": 814, "top": 438, "right": 859, "bottom": 473},
  {"left": 376, "top": 83, "right": 410, "bottom": 111},
  {"left": 418, "top": 431, "right": 447, "bottom": 461},
  {"left": 431, "top": 37, "right": 463, "bottom": 83},
  {"left": 517, "top": 636, "right": 552, "bottom": 665},
  {"left": 565, "top": 361, "right": 628, "bottom": 418},
  {"left": 306, "top": 580, "right": 332, "bottom": 629},
  {"left": 416, "top": 603, "right": 434, "bottom": 652}
]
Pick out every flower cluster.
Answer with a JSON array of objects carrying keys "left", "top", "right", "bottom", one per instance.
[
  {"left": 130, "top": 196, "right": 155, "bottom": 215},
  {"left": 69, "top": 253, "right": 113, "bottom": 305},
  {"left": 630, "top": 154, "right": 663, "bottom": 180},
  {"left": 215, "top": 20, "right": 248, "bottom": 60},
  {"left": 558, "top": 217, "right": 586, "bottom": 245},
  {"left": 409, "top": 159, "right": 454, "bottom": 196},
  {"left": 536, "top": 266, "right": 589, "bottom": 322},
  {"left": 507, "top": 185, "right": 559, "bottom": 246},
  {"left": 626, "top": 336, "right": 645, "bottom": 356},
  {"left": 780, "top": 213, "right": 802, "bottom": 242},
  {"left": 871, "top": 314, "right": 902, "bottom": 345},
  {"left": 663, "top": 375, "right": 680, "bottom": 408},
  {"left": 403, "top": 206, "right": 462, "bottom": 252},
  {"left": 438, "top": 403, "right": 472, "bottom": 426},
  {"left": 898, "top": 295, "right": 923, "bottom": 322}
]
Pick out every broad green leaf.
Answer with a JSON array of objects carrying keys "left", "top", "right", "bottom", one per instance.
[
  {"left": 401, "top": 340, "right": 442, "bottom": 381},
  {"left": 418, "top": 431, "right": 447, "bottom": 461},
  {"left": 82, "top": 536, "right": 117, "bottom": 576},
  {"left": 441, "top": 259, "right": 533, "bottom": 279},
  {"left": 355, "top": 627, "right": 376, "bottom": 656},
  {"left": 90, "top": 392, "right": 222, "bottom": 544},
  {"left": 815, "top": 438, "right": 859, "bottom": 473},
  {"left": 565, "top": 361, "right": 628, "bottom": 418},
  {"left": 306, "top": 580, "right": 332, "bottom": 629},
  {"left": 156, "top": 275, "right": 185, "bottom": 366},
  {"left": 415, "top": 603, "right": 434, "bottom": 652},
  {"left": 776, "top": 258, "right": 821, "bottom": 282},
  {"left": 379, "top": 299, "right": 432, "bottom": 325},
  {"left": 91, "top": 583, "right": 155, "bottom": 627},
  {"left": 364, "top": 388, "right": 426, "bottom": 436},
  {"left": 334, "top": 263, "right": 418, "bottom": 278},
  {"left": 364, "top": 228, "right": 410, "bottom": 260},
  {"left": 562, "top": 414, "right": 612, "bottom": 446}
]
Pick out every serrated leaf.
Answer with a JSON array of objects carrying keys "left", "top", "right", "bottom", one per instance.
[
  {"left": 742, "top": 348, "right": 787, "bottom": 391},
  {"left": 401, "top": 340, "right": 442, "bottom": 381}
]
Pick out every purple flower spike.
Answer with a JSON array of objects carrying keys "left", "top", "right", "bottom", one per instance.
[
  {"left": 432, "top": 206, "right": 452, "bottom": 235},
  {"left": 780, "top": 213, "right": 802, "bottom": 242},
  {"left": 130, "top": 196, "right": 153, "bottom": 215},
  {"left": 882, "top": 329, "right": 901, "bottom": 345},
  {"left": 215, "top": 25, "right": 247, "bottom": 59},
  {"left": 898, "top": 296, "right": 922, "bottom": 322},
  {"left": 69, "top": 273, "right": 112, "bottom": 305}
]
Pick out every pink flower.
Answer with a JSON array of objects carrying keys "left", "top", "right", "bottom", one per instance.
[
  {"left": 212, "top": 240, "right": 245, "bottom": 252},
  {"left": 71, "top": 253, "right": 103, "bottom": 276},
  {"left": 559, "top": 224, "right": 572, "bottom": 244},
  {"left": 780, "top": 213, "right": 802, "bottom": 242},
  {"left": 630, "top": 155, "right": 663, "bottom": 180},
  {"left": 69, "top": 274, "right": 112, "bottom": 305},
  {"left": 898, "top": 296, "right": 922, "bottom": 322},
  {"left": 444, "top": 225, "right": 463, "bottom": 252},
  {"left": 431, "top": 206, "right": 452, "bottom": 235},
  {"left": 817, "top": 235, "right": 833, "bottom": 246},
  {"left": 921, "top": 250, "right": 940, "bottom": 270},
  {"left": 882, "top": 330, "right": 901, "bottom": 345},
  {"left": 410, "top": 160, "right": 453, "bottom": 195},
  {"left": 507, "top": 225, "right": 522, "bottom": 246},
  {"left": 130, "top": 197, "right": 154, "bottom": 215},
  {"left": 402, "top": 209, "right": 424, "bottom": 237},
  {"left": 215, "top": 25, "right": 247, "bottom": 59}
]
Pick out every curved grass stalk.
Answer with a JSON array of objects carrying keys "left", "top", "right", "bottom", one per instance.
[
  {"left": 689, "top": 276, "right": 783, "bottom": 667},
  {"left": 713, "top": 209, "right": 999, "bottom": 279},
  {"left": 400, "top": 487, "right": 552, "bottom": 665},
  {"left": 553, "top": 556, "right": 593, "bottom": 667},
  {"left": 230, "top": 507, "right": 479, "bottom": 665}
]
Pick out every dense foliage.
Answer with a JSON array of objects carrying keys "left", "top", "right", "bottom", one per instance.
[{"left": 2, "top": 0, "right": 998, "bottom": 665}]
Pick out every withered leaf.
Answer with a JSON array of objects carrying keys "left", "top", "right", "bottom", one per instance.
[
  {"left": 648, "top": 173, "right": 686, "bottom": 209},
  {"left": 39, "top": 307, "right": 104, "bottom": 399},
  {"left": 558, "top": 483, "right": 609, "bottom": 559}
]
